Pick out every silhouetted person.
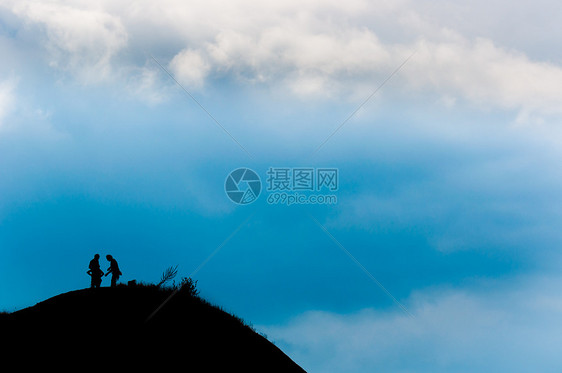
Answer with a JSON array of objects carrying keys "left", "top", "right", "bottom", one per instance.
[
  {"left": 105, "top": 255, "right": 122, "bottom": 287},
  {"left": 87, "top": 254, "right": 104, "bottom": 288}
]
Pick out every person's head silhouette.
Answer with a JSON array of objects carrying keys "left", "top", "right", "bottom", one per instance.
[
  {"left": 94, "top": 254, "right": 100, "bottom": 260},
  {"left": 106, "top": 255, "right": 112, "bottom": 261}
]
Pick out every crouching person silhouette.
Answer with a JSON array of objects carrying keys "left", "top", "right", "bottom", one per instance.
[
  {"left": 105, "top": 255, "right": 122, "bottom": 287},
  {"left": 87, "top": 254, "right": 104, "bottom": 288}
]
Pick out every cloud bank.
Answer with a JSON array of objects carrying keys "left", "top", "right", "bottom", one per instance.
[
  {"left": 3, "top": 0, "right": 562, "bottom": 119},
  {"left": 261, "top": 275, "right": 562, "bottom": 373}
]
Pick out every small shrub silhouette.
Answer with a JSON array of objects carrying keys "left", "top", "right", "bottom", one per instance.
[{"left": 176, "top": 276, "right": 199, "bottom": 297}]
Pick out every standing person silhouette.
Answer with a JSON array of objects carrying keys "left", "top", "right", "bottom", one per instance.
[
  {"left": 87, "top": 254, "right": 104, "bottom": 288},
  {"left": 105, "top": 255, "right": 122, "bottom": 287}
]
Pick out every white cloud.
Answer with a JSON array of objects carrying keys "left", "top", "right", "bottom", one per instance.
[
  {"left": 202, "top": 26, "right": 392, "bottom": 98},
  {"left": 195, "top": 27, "right": 562, "bottom": 115},
  {"left": 9, "top": 0, "right": 128, "bottom": 82},
  {"left": 169, "top": 48, "right": 210, "bottom": 88},
  {"left": 124, "top": 65, "right": 170, "bottom": 105},
  {"left": 407, "top": 37, "right": 562, "bottom": 115},
  {"left": 260, "top": 275, "right": 562, "bottom": 373},
  {"left": 0, "top": 77, "right": 16, "bottom": 129},
  {"left": 3, "top": 0, "right": 562, "bottom": 118}
]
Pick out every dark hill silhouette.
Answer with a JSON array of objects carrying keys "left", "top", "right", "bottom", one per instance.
[{"left": 0, "top": 285, "right": 306, "bottom": 372}]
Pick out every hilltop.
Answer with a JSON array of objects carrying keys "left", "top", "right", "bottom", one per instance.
[{"left": 0, "top": 284, "right": 306, "bottom": 372}]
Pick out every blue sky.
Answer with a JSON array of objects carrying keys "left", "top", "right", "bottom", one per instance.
[{"left": 2, "top": 1, "right": 562, "bottom": 371}]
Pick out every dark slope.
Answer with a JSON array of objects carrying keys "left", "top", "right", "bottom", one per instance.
[{"left": 0, "top": 286, "right": 306, "bottom": 372}]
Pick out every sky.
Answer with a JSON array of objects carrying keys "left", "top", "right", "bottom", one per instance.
[{"left": 1, "top": 0, "right": 562, "bottom": 371}]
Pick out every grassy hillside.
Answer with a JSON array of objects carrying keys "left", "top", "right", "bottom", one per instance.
[{"left": 0, "top": 284, "right": 306, "bottom": 372}]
